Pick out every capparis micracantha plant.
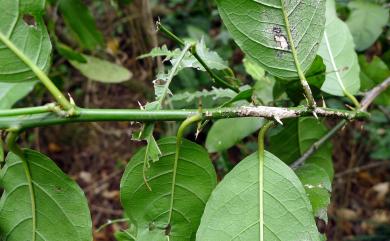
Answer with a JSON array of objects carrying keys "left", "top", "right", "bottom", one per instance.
[{"left": 0, "top": 0, "right": 389, "bottom": 241}]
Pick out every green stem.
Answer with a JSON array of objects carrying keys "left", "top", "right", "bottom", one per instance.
[
  {"left": 96, "top": 218, "right": 130, "bottom": 232},
  {"left": 0, "top": 32, "right": 73, "bottom": 111},
  {"left": 167, "top": 114, "right": 202, "bottom": 227},
  {"left": 0, "top": 103, "right": 56, "bottom": 117},
  {"left": 0, "top": 106, "right": 369, "bottom": 130},
  {"left": 157, "top": 22, "right": 240, "bottom": 93},
  {"left": 6, "top": 132, "right": 36, "bottom": 241},
  {"left": 280, "top": 2, "right": 316, "bottom": 109},
  {"left": 257, "top": 121, "right": 274, "bottom": 241}
]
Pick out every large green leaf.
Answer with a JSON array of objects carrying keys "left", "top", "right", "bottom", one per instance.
[
  {"left": 0, "top": 150, "right": 92, "bottom": 241},
  {"left": 70, "top": 55, "right": 132, "bottom": 83},
  {"left": 206, "top": 118, "right": 264, "bottom": 153},
  {"left": 318, "top": 0, "right": 360, "bottom": 96},
  {"left": 216, "top": 0, "right": 326, "bottom": 79},
  {"left": 120, "top": 137, "right": 217, "bottom": 241},
  {"left": 346, "top": 1, "right": 389, "bottom": 51},
  {"left": 197, "top": 151, "right": 320, "bottom": 240},
  {"left": 0, "top": 0, "right": 51, "bottom": 83},
  {"left": 0, "top": 82, "right": 36, "bottom": 109},
  {"left": 269, "top": 117, "right": 334, "bottom": 179}
]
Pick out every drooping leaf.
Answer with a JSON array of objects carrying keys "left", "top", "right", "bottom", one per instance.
[
  {"left": 56, "top": 42, "right": 87, "bottom": 63},
  {"left": 359, "top": 56, "right": 390, "bottom": 106},
  {"left": 216, "top": 0, "right": 326, "bottom": 79},
  {"left": 269, "top": 117, "right": 334, "bottom": 179},
  {"left": 346, "top": 1, "right": 389, "bottom": 51},
  {"left": 318, "top": 0, "right": 360, "bottom": 96},
  {"left": 0, "top": 150, "right": 92, "bottom": 241},
  {"left": 120, "top": 137, "right": 217, "bottom": 241},
  {"left": 197, "top": 151, "right": 320, "bottom": 240},
  {"left": 0, "top": 0, "right": 52, "bottom": 83},
  {"left": 295, "top": 163, "right": 331, "bottom": 222},
  {"left": 0, "top": 82, "right": 36, "bottom": 109},
  {"left": 70, "top": 55, "right": 132, "bottom": 83},
  {"left": 57, "top": 0, "right": 104, "bottom": 50},
  {"left": 206, "top": 118, "right": 264, "bottom": 153}
]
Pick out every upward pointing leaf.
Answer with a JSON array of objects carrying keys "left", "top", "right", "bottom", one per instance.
[
  {"left": 120, "top": 137, "right": 217, "bottom": 240},
  {"left": 0, "top": 0, "right": 52, "bottom": 83},
  {"left": 0, "top": 150, "right": 92, "bottom": 241},
  {"left": 216, "top": 0, "right": 326, "bottom": 79},
  {"left": 346, "top": 1, "right": 389, "bottom": 52},
  {"left": 318, "top": 0, "right": 360, "bottom": 96},
  {"left": 197, "top": 152, "right": 320, "bottom": 240}
]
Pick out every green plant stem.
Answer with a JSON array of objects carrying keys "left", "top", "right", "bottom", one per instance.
[
  {"left": 6, "top": 132, "right": 36, "bottom": 241},
  {"left": 0, "top": 106, "right": 368, "bottom": 130},
  {"left": 167, "top": 114, "right": 202, "bottom": 228},
  {"left": 0, "top": 103, "right": 57, "bottom": 117},
  {"left": 257, "top": 121, "right": 274, "bottom": 241},
  {"left": 157, "top": 22, "right": 240, "bottom": 93},
  {"left": 280, "top": 2, "right": 316, "bottom": 109},
  {"left": 96, "top": 218, "right": 130, "bottom": 232},
  {"left": 0, "top": 32, "right": 73, "bottom": 112}
]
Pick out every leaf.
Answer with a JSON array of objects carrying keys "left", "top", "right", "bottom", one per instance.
[
  {"left": 317, "top": 0, "right": 360, "bottom": 96},
  {"left": 346, "top": 1, "right": 389, "bottom": 51},
  {"left": 0, "top": 150, "right": 92, "bottom": 241},
  {"left": 171, "top": 88, "right": 236, "bottom": 109},
  {"left": 359, "top": 56, "right": 390, "bottom": 106},
  {"left": 295, "top": 163, "right": 331, "bottom": 222},
  {"left": 70, "top": 55, "right": 132, "bottom": 83},
  {"left": 120, "top": 137, "right": 217, "bottom": 240},
  {"left": 269, "top": 117, "right": 334, "bottom": 179},
  {"left": 0, "top": 0, "right": 52, "bottom": 83},
  {"left": 138, "top": 45, "right": 180, "bottom": 60},
  {"left": 56, "top": 42, "right": 87, "bottom": 63},
  {"left": 206, "top": 118, "right": 264, "bottom": 153},
  {"left": 197, "top": 151, "right": 320, "bottom": 240},
  {"left": 0, "top": 81, "right": 36, "bottom": 109},
  {"left": 57, "top": 0, "right": 104, "bottom": 50},
  {"left": 216, "top": 0, "right": 326, "bottom": 79}
]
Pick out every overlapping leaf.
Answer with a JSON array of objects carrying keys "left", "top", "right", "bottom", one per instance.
[
  {"left": 269, "top": 117, "right": 334, "bottom": 179},
  {"left": 216, "top": 0, "right": 326, "bottom": 78},
  {"left": 0, "top": 0, "right": 51, "bottom": 83},
  {"left": 0, "top": 82, "right": 36, "bottom": 109},
  {"left": 0, "top": 150, "right": 92, "bottom": 241},
  {"left": 197, "top": 151, "right": 320, "bottom": 240},
  {"left": 318, "top": 0, "right": 360, "bottom": 96},
  {"left": 120, "top": 137, "right": 217, "bottom": 241}
]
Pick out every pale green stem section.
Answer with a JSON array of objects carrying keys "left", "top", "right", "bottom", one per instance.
[
  {"left": 167, "top": 114, "right": 202, "bottom": 227},
  {"left": 0, "top": 32, "right": 73, "bottom": 111},
  {"left": 280, "top": 1, "right": 316, "bottom": 109},
  {"left": 96, "top": 218, "right": 130, "bottom": 232},
  {"left": 6, "top": 132, "right": 36, "bottom": 241},
  {"left": 323, "top": 32, "right": 360, "bottom": 108},
  {"left": 257, "top": 121, "right": 274, "bottom": 241}
]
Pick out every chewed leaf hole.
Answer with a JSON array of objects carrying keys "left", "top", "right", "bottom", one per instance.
[{"left": 23, "top": 14, "right": 37, "bottom": 27}]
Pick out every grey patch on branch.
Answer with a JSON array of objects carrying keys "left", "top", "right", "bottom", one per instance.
[{"left": 236, "top": 106, "right": 300, "bottom": 120}]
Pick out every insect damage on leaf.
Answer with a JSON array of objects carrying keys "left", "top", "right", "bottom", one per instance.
[{"left": 273, "top": 27, "right": 289, "bottom": 51}]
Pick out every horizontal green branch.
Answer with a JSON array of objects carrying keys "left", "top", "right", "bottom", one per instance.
[{"left": 0, "top": 105, "right": 368, "bottom": 131}]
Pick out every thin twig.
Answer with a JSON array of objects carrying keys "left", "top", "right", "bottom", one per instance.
[
  {"left": 291, "top": 76, "right": 390, "bottom": 168},
  {"left": 335, "top": 160, "right": 390, "bottom": 179}
]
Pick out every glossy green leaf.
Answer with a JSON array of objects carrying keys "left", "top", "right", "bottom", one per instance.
[
  {"left": 206, "top": 118, "right": 264, "bottom": 153},
  {"left": 318, "top": 0, "right": 360, "bottom": 96},
  {"left": 359, "top": 56, "right": 390, "bottom": 106},
  {"left": 57, "top": 0, "right": 104, "bottom": 50},
  {"left": 216, "top": 0, "right": 326, "bottom": 79},
  {"left": 0, "top": 82, "right": 36, "bottom": 109},
  {"left": 120, "top": 137, "right": 217, "bottom": 241},
  {"left": 197, "top": 151, "right": 320, "bottom": 240},
  {"left": 0, "top": 0, "right": 51, "bottom": 83},
  {"left": 0, "top": 150, "right": 92, "bottom": 241},
  {"left": 70, "top": 55, "right": 132, "bottom": 83},
  {"left": 346, "top": 1, "right": 389, "bottom": 51},
  {"left": 269, "top": 117, "right": 334, "bottom": 179},
  {"left": 295, "top": 163, "right": 331, "bottom": 222}
]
